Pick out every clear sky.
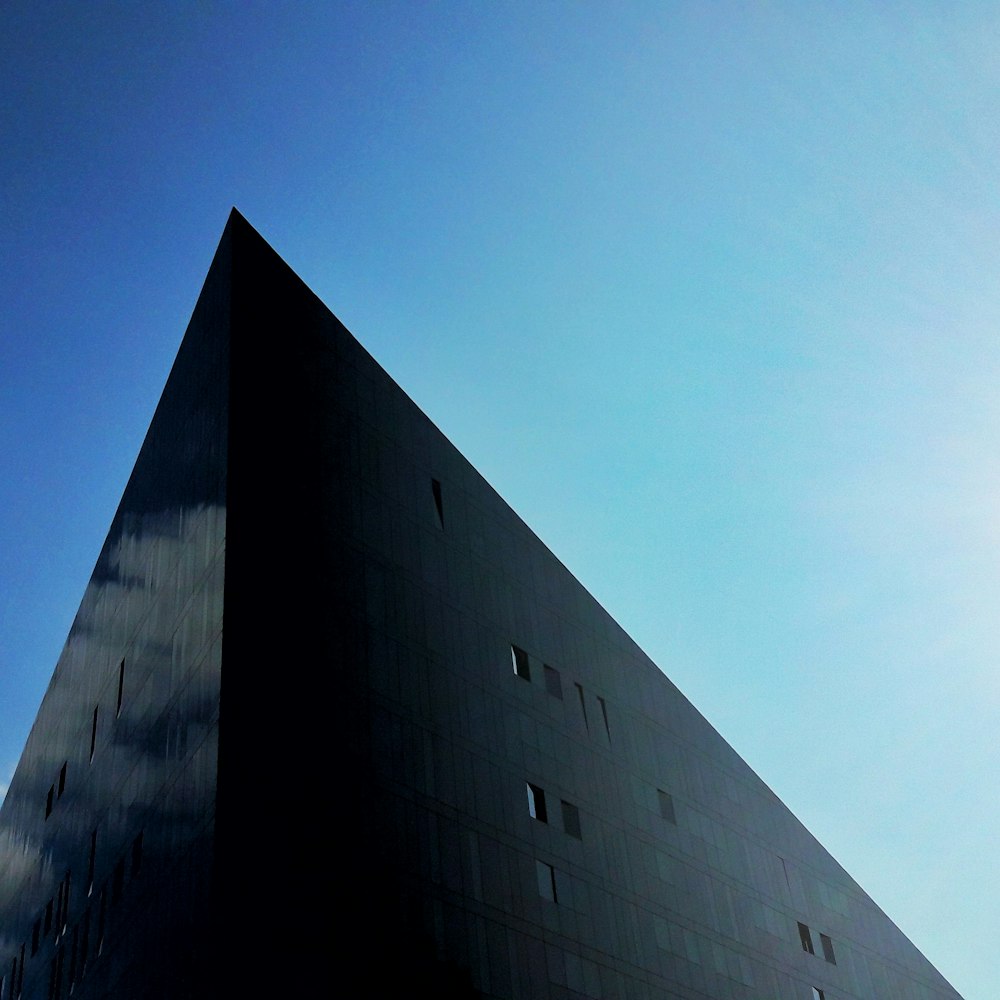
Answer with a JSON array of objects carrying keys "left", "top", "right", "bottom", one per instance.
[{"left": 1, "top": 4, "right": 996, "bottom": 997}]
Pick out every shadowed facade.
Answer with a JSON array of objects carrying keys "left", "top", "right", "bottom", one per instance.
[{"left": 0, "top": 212, "right": 963, "bottom": 1000}]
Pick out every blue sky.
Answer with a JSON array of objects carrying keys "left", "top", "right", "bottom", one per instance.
[{"left": 2, "top": 4, "right": 996, "bottom": 997}]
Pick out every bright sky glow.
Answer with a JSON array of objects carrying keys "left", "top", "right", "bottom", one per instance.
[{"left": 2, "top": 5, "right": 997, "bottom": 997}]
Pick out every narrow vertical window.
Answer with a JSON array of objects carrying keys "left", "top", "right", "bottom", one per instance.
[
  {"left": 60, "top": 873, "right": 70, "bottom": 935},
  {"left": 130, "top": 832, "right": 143, "bottom": 879},
  {"left": 67, "top": 926, "right": 78, "bottom": 993},
  {"left": 535, "top": 860, "right": 557, "bottom": 902},
  {"left": 96, "top": 888, "right": 106, "bottom": 956},
  {"left": 87, "top": 830, "right": 97, "bottom": 896},
  {"left": 45, "top": 785, "right": 54, "bottom": 819},
  {"left": 116, "top": 660, "right": 125, "bottom": 718},
  {"left": 575, "top": 683, "right": 588, "bottom": 729},
  {"left": 597, "top": 695, "right": 611, "bottom": 739},
  {"left": 79, "top": 910, "right": 89, "bottom": 976},
  {"left": 811, "top": 989, "right": 826, "bottom": 1000},
  {"left": 658, "top": 789, "right": 677, "bottom": 824},
  {"left": 17, "top": 944, "right": 24, "bottom": 998},
  {"left": 57, "top": 762, "right": 67, "bottom": 798},
  {"left": 431, "top": 478, "right": 444, "bottom": 528},
  {"left": 561, "top": 800, "right": 582, "bottom": 839},
  {"left": 44, "top": 899, "right": 53, "bottom": 935},
  {"left": 111, "top": 858, "right": 125, "bottom": 905},
  {"left": 798, "top": 922, "right": 815, "bottom": 955},
  {"left": 543, "top": 664, "right": 563, "bottom": 699},
  {"left": 31, "top": 922, "right": 39, "bottom": 957},
  {"left": 50, "top": 947, "right": 63, "bottom": 1000},
  {"left": 526, "top": 783, "right": 547, "bottom": 823},
  {"left": 511, "top": 645, "right": 530, "bottom": 680},
  {"left": 89, "top": 707, "right": 98, "bottom": 763},
  {"left": 820, "top": 933, "right": 836, "bottom": 965}
]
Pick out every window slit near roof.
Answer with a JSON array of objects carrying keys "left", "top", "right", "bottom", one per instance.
[
  {"left": 799, "top": 922, "right": 815, "bottom": 955},
  {"left": 526, "top": 783, "right": 547, "bottom": 823},
  {"left": 597, "top": 695, "right": 610, "bottom": 739},
  {"left": 116, "top": 660, "right": 125, "bottom": 717},
  {"left": 511, "top": 645, "right": 530, "bottom": 680},
  {"left": 431, "top": 478, "right": 444, "bottom": 528}
]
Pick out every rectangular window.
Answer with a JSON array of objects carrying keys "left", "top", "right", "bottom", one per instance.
[
  {"left": 561, "top": 800, "right": 582, "bottom": 839},
  {"left": 89, "top": 707, "right": 98, "bottom": 763},
  {"left": 57, "top": 762, "right": 67, "bottom": 798},
  {"left": 543, "top": 664, "right": 563, "bottom": 699},
  {"left": 811, "top": 989, "right": 825, "bottom": 1000},
  {"left": 44, "top": 900, "right": 53, "bottom": 935},
  {"left": 431, "top": 479, "right": 444, "bottom": 528},
  {"left": 116, "top": 660, "right": 125, "bottom": 717},
  {"left": 526, "top": 783, "right": 547, "bottom": 823},
  {"left": 658, "top": 789, "right": 677, "bottom": 824},
  {"left": 597, "top": 695, "right": 611, "bottom": 739},
  {"left": 535, "top": 860, "right": 557, "bottom": 902},
  {"left": 17, "top": 944, "right": 24, "bottom": 998},
  {"left": 87, "top": 830, "right": 97, "bottom": 896},
  {"left": 511, "top": 645, "right": 530, "bottom": 680},
  {"left": 31, "top": 922, "right": 39, "bottom": 957},
  {"left": 45, "top": 785, "right": 54, "bottom": 819},
  {"left": 575, "top": 683, "right": 588, "bottom": 729},
  {"left": 130, "top": 832, "right": 143, "bottom": 879},
  {"left": 820, "top": 933, "right": 836, "bottom": 965},
  {"left": 798, "top": 922, "right": 815, "bottom": 954}
]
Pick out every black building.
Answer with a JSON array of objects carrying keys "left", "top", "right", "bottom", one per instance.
[{"left": 0, "top": 212, "right": 963, "bottom": 1000}]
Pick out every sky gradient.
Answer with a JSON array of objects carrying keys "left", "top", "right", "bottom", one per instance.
[{"left": 2, "top": 5, "right": 997, "bottom": 998}]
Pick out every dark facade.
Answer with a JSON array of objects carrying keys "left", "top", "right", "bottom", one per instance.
[{"left": 0, "top": 211, "right": 963, "bottom": 1000}]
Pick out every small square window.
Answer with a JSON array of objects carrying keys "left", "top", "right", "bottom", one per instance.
[
  {"left": 658, "top": 789, "right": 677, "bottom": 824},
  {"left": 526, "top": 783, "right": 547, "bottom": 823},
  {"left": 511, "top": 645, "right": 530, "bottom": 680},
  {"left": 820, "top": 933, "right": 836, "bottom": 965},
  {"left": 799, "top": 922, "right": 815, "bottom": 955},
  {"left": 561, "top": 800, "right": 582, "bottom": 839},
  {"left": 543, "top": 664, "right": 563, "bottom": 699},
  {"left": 536, "top": 860, "right": 557, "bottom": 902}
]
